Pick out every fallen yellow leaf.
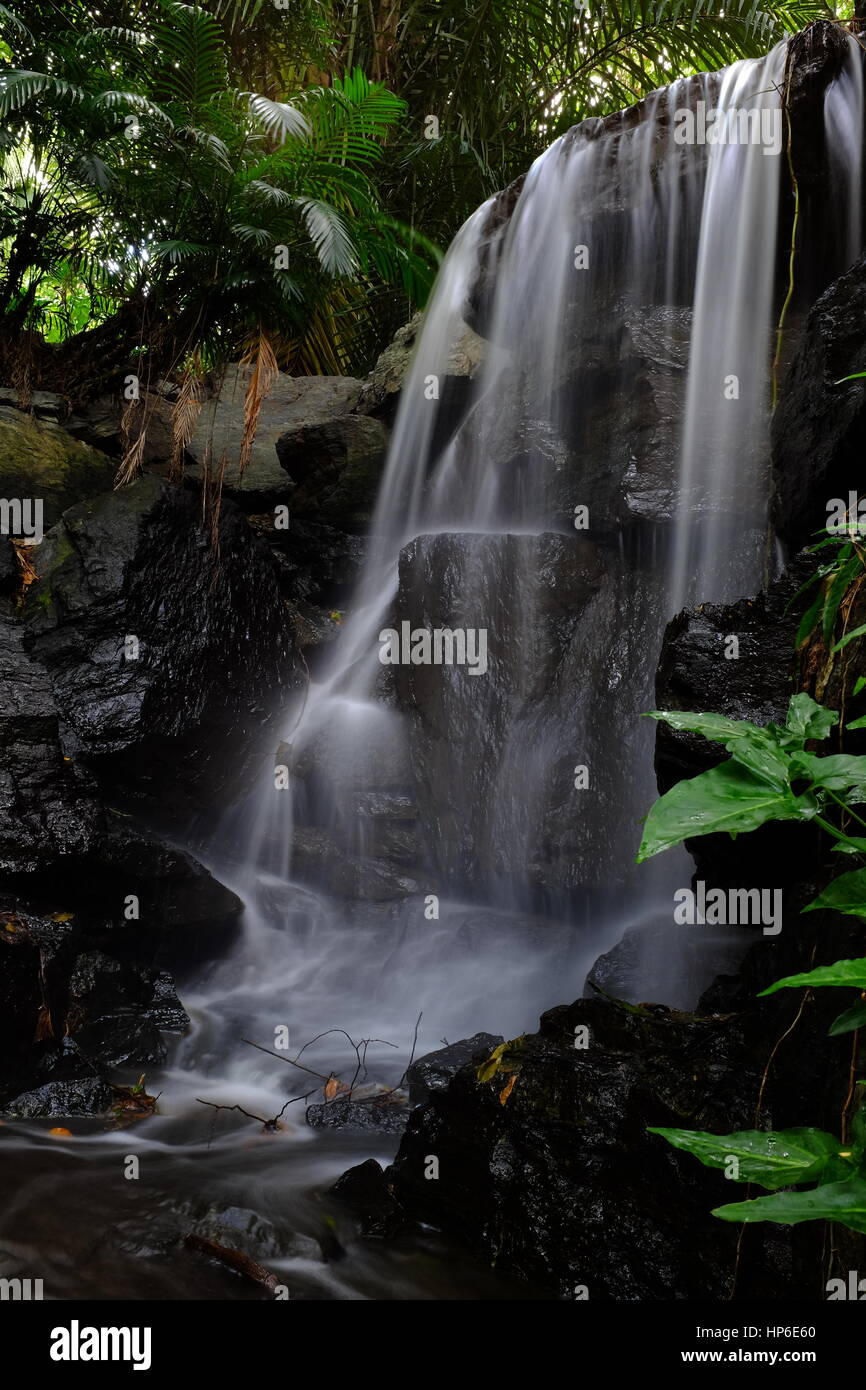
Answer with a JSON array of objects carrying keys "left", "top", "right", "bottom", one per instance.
[{"left": 49, "top": 1127, "right": 72, "bottom": 1137}]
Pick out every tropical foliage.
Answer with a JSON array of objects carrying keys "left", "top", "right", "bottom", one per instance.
[
  {"left": 0, "top": 0, "right": 844, "bottom": 406},
  {"left": 639, "top": 690, "right": 866, "bottom": 1231},
  {"left": 0, "top": 0, "right": 438, "bottom": 404}
]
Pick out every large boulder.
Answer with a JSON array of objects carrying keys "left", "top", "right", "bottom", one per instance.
[
  {"left": 24, "top": 474, "right": 301, "bottom": 814},
  {"left": 185, "top": 369, "right": 365, "bottom": 505},
  {"left": 0, "top": 405, "right": 116, "bottom": 530},
  {"left": 275, "top": 414, "right": 389, "bottom": 530}
]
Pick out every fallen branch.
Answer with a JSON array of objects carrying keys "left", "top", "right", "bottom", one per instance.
[{"left": 183, "top": 1233, "right": 281, "bottom": 1295}]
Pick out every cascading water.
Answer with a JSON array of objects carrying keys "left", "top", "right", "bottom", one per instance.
[{"left": 3, "top": 37, "right": 865, "bottom": 1301}]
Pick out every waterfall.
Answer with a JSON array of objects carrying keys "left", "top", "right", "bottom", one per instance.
[{"left": 178, "top": 35, "right": 865, "bottom": 1155}]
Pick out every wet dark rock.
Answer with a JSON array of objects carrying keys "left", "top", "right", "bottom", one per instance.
[
  {"left": 0, "top": 907, "right": 190, "bottom": 1109},
  {"left": 329, "top": 1159, "right": 404, "bottom": 1239},
  {"left": 306, "top": 1095, "right": 409, "bottom": 1135},
  {"left": 252, "top": 516, "right": 364, "bottom": 607},
  {"left": 406, "top": 1033, "right": 503, "bottom": 1106},
  {"left": 654, "top": 561, "right": 809, "bottom": 788},
  {"left": 1, "top": 1037, "right": 114, "bottom": 1118},
  {"left": 371, "top": 929, "right": 861, "bottom": 1299},
  {"left": 0, "top": 607, "right": 96, "bottom": 876},
  {"left": 25, "top": 474, "right": 301, "bottom": 815},
  {"left": 81, "top": 817, "right": 242, "bottom": 934},
  {"left": 187, "top": 1205, "right": 283, "bottom": 1261},
  {"left": 275, "top": 415, "right": 389, "bottom": 530},
  {"left": 786, "top": 20, "right": 849, "bottom": 192},
  {"left": 0, "top": 604, "right": 243, "bottom": 920},
  {"left": 772, "top": 251, "right": 866, "bottom": 553},
  {"left": 65, "top": 950, "right": 188, "bottom": 1069}
]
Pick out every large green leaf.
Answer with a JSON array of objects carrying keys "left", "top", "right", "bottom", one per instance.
[
  {"left": 648, "top": 1126, "right": 846, "bottom": 1188},
  {"left": 759, "top": 957, "right": 866, "bottom": 996},
  {"left": 712, "top": 1178, "right": 866, "bottom": 1233},
  {"left": 637, "top": 760, "right": 813, "bottom": 861},
  {"left": 803, "top": 871, "right": 866, "bottom": 919}
]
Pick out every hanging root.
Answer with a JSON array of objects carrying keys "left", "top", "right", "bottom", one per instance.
[{"left": 771, "top": 51, "right": 800, "bottom": 410}]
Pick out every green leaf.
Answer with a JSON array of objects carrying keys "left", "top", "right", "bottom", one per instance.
[
  {"left": 854, "top": 677, "right": 866, "bottom": 697},
  {"left": 784, "top": 693, "right": 837, "bottom": 743},
  {"left": 847, "top": 714, "right": 866, "bottom": 732},
  {"left": 295, "top": 197, "right": 356, "bottom": 276},
  {"left": 712, "top": 1178, "right": 866, "bottom": 1234},
  {"left": 823, "top": 557, "right": 862, "bottom": 645},
  {"left": 248, "top": 94, "right": 311, "bottom": 142},
  {"left": 802, "top": 872, "right": 866, "bottom": 919},
  {"left": 648, "top": 1125, "right": 845, "bottom": 1188},
  {"left": 831, "top": 836, "right": 866, "bottom": 856},
  {"left": 829, "top": 1002, "right": 866, "bottom": 1037},
  {"left": 790, "top": 752, "right": 866, "bottom": 795},
  {"left": 637, "top": 760, "right": 814, "bottom": 861},
  {"left": 759, "top": 956, "right": 866, "bottom": 996},
  {"left": 644, "top": 710, "right": 761, "bottom": 744},
  {"left": 833, "top": 622, "right": 866, "bottom": 654}
]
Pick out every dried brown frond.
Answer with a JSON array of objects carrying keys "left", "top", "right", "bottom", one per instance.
[
  {"left": 170, "top": 358, "right": 204, "bottom": 482},
  {"left": 116, "top": 397, "right": 147, "bottom": 487},
  {"left": 237, "top": 329, "right": 278, "bottom": 478},
  {"left": 10, "top": 539, "right": 39, "bottom": 599}
]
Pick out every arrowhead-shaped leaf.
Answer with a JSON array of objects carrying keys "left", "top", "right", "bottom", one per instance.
[
  {"left": 712, "top": 1178, "right": 866, "bottom": 1234},
  {"left": 648, "top": 1126, "right": 845, "bottom": 1188}
]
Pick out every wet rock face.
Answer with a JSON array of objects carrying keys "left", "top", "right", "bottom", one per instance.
[
  {"left": 0, "top": 607, "right": 97, "bottom": 876},
  {"left": 654, "top": 559, "right": 808, "bottom": 788},
  {"left": 290, "top": 825, "right": 422, "bottom": 900},
  {"left": 392, "top": 530, "right": 667, "bottom": 903},
  {"left": 24, "top": 474, "right": 301, "bottom": 815},
  {"left": 772, "top": 252, "right": 866, "bottom": 554}
]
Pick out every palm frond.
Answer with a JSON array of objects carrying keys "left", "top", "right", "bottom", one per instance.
[
  {"left": 156, "top": 2, "right": 229, "bottom": 107},
  {"left": 247, "top": 93, "right": 311, "bottom": 143},
  {"left": 295, "top": 196, "right": 357, "bottom": 276}
]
